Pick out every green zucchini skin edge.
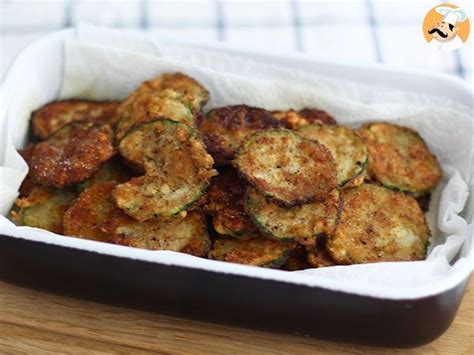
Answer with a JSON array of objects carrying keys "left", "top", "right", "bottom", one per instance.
[
  {"left": 262, "top": 249, "right": 293, "bottom": 268},
  {"left": 117, "top": 118, "right": 213, "bottom": 219},
  {"left": 340, "top": 156, "right": 368, "bottom": 187},
  {"left": 22, "top": 188, "right": 77, "bottom": 232},
  {"left": 234, "top": 129, "right": 336, "bottom": 207},
  {"left": 245, "top": 189, "right": 342, "bottom": 242}
]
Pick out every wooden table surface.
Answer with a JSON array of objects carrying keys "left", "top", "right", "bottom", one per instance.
[{"left": 0, "top": 279, "right": 472, "bottom": 354}]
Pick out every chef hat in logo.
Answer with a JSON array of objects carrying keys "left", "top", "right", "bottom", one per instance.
[{"left": 436, "top": 6, "right": 468, "bottom": 26}]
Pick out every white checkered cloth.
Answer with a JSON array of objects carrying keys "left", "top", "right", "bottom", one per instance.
[{"left": 1, "top": 0, "right": 473, "bottom": 84}]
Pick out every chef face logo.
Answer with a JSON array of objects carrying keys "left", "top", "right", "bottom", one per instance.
[
  {"left": 429, "top": 20, "right": 458, "bottom": 42},
  {"left": 423, "top": 4, "right": 470, "bottom": 51}
]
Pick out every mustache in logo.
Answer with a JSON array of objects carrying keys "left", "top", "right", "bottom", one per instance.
[{"left": 428, "top": 28, "right": 448, "bottom": 38}]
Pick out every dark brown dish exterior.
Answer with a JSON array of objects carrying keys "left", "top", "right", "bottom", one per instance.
[{"left": 0, "top": 235, "right": 469, "bottom": 348}]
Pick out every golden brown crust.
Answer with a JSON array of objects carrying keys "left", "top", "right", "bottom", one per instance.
[
  {"left": 282, "top": 245, "right": 311, "bottom": 271},
  {"left": 114, "top": 73, "right": 209, "bottom": 140},
  {"left": 199, "top": 105, "right": 281, "bottom": 165},
  {"left": 32, "top": 100, "right": 118, "bottom": 139},
  {"left": 305, "top": 235, "right": 336, "bottom": 268},
  {"left": 271, "top": 108, "right": 336, "bottom": 129},
  {"left": 246, "top": 188, "right": 340, "bottom": 240},
  {"left": 78, "top": 156, "right": 135, "bottom": 192},
  {"left": 63, "top": 181, "right": 120, "bottom": 242},
  {"left": 29, "top": 122, "right": 114, "bottom": 188},
  {"left": 205, "top": 169, "right": 258, "bottom": 237},
  {"left": 235, "top": 129, "right": 337, "bottom": 206},
  {"left": 210, "top": 236, "right": 295, "bottom": 267},
  {"left": 107, "top": 210, "right": 211, "bottom": 257},
  {"left": 357, "top": 122, "right": 442, "bottom": 196},
  {"left": 327, "top": 184, "right": 430, "bottom": 264},
  {"left": 114, "top": 119, "right": 217, "bottom": 221},
  {"left": 138, "top": 73, "right": 210, "bottom": 112},
  {"left": 115, "top": 89, "right": 194, "bottom": 141},
  {"left": 306, "top": 246, "right": 336, "bottom": 268},
  {"left": 298, "top": 124, "right": 368, "bottom": 187},
  {"left": 13, "top": 186, "right": 76, "bottom": 234}
]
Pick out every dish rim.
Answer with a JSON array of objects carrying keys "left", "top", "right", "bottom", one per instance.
[{"left": 0, "top": 28, "right": 472, "bottom": 301}]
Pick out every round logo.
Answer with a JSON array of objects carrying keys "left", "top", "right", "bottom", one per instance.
[{"left": 423, "top": 3, "right": 470, "bottom": 51}]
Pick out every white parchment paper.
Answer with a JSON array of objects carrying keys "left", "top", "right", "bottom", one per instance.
[{"left": 0, "top": 25, "right": 472, "bottom": 299}]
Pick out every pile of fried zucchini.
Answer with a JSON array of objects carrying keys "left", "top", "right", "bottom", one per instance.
[{"left": 10, "top": 73, "right": 442, "bottom": 269}]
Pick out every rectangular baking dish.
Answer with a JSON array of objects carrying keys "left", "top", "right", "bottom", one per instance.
[{"left": 0, "top": 28, "right": 472, "bottom": 348}]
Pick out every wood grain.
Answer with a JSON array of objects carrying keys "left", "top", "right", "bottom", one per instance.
[{"left": 0, "top": 279, "right": 472, "bottom": 354}]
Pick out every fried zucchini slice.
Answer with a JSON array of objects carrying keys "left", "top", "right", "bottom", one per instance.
[
  {"left": 29, "top": 122, "right": 114, "bottom": 188},
  {"left": 246, "top": 188, "right": 340, "bottom": 241},
  {"left": 282, "top": 245, "right": 311, "bottom": 271},
  {"left": 114, "top": 119, "right": 217, "bottom": 221},
  {"left": 298, "top": 124, "right": 368, "bottom": 187},
  {"left": 77, "top": 157, "right": 134, "bottom": 192},
  {"left": 114, "top": 73, "right": 209, "bottom": 139},
  {"left": 271, "top": 108, "right": 336, "bottom": 129},
  {"left": 305, "top": 234, "right": 336, "bottom": 268},
  {"left": 357, "top": 122, "right": 441, "bottom": 196},
  {"left": 327, "top": 184, "right": 430, "bottom": 264},
  {"left": 210, "top": 237, "right": 294, "bottom": 268},
  {"left": 107, "top": 211, "right": 211, "bottom": 257},
  {"left": 235, "top": 129, "right": 337, "bottom": 206},
  {"left": 205, "top": 169, "right": 258, "bottom": 237},
  {"left": 32, "top": 100, "right": 118, "bottom": 139},
  {"left": 11, "top": 186, "right": 76, "bottom": 234},
  {"left": 306, "top": 245, "right": 336, "bottom": 268},
  {"left": 64, "top": 181, "right": 121, "bottom": 242},
  {"left": 199, "top": 105, "right": 281, "bottom": 165},
  {"left": 135, "top": 73, "right": 209, "bottom": 112},
  {"left": 115, "top": 89, "right": 195, "bottom": 140}
]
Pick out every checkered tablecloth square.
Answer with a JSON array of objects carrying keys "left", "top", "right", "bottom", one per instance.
[{"left": 1, "top": 0, "right": 472, "bottom": 84}]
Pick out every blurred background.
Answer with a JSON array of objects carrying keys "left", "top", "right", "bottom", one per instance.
[{"left": 1, "top": 0, "right": 472, "bottom": 84}]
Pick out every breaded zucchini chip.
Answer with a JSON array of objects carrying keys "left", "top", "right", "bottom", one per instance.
[
  {"left": 114, "top": 73, "right": 208, "bottom": 139},
  {"left": 107, "top": 211, "right": 211, "bottom": 257},
  {"left": 138, "top": 72, "right": 209, "bottom": 112},
  {"left": 205, "top": 169, "right": 258, "bottom": 237},
  {"left": 246, "top": 188, "right": 340, "bottom": 241},
  {"left": 115, "top": 89, "right": 195, "bottom": 140},
  {"left": 78, "top": 157, "right": 134, "bottom": 192},
  {"left": 306, "top": 245, "right": 336, "bottom": 268},
  {"left": 64, "top": 181, "right": 120, "bottom": 242},
  {"left": 11, "top": 186, "right": 76, "bottom": 234},
  {"left": 327, "top": 184, "right": 430, "bottom": 264},
  {"left": 298, "top": 124, "right": 368, "bottom": 187},
  {"left": 210, "top": 236, "right": 294, "bottom": 268},
  {"left": 32, "top": 100, "right": 118, "bottom": 139},
  {"left": 114, "top": 119, "right": 217, "bottom": 221},
  {"left": 235, "top": 129, "right": 337, "bottom": 206},
  {"left": 29, "top": 122, "right": 114, "bottom": 188},
  {"left": 282, "top": 245, "right": 311, "bottom": 271},
  {"left": 271, "top": 108, "right": 336, "bottom": 129},
  {"left": 199, "top": 105, "right": 281, "bottom": 165},
  {"left": 305, "top": 235, "right": 335, "bottom": 268},
  {"left": 357, "top": 122, "right": 441, "bottom": 196}
]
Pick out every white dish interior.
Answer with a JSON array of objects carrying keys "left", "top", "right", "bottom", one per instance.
[{"left": 0, "top": 25, "right": 472, "bottom": 300}]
